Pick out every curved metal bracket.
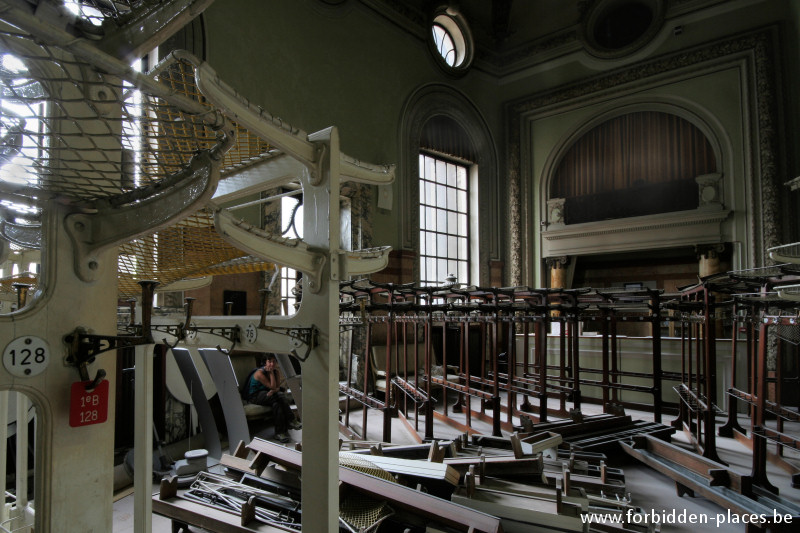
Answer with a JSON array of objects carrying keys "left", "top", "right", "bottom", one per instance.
[
  {"left": 340, "top": 155, "right": 395, "bottom": 185},
  {"left": 64, "top": 280, "right": 158, "bottom": 380},
  {"left": 337, "top": 246, "right": 392, "bottom": 278},
  {"left": 213, "top": 207, "right": 326, "bottom": 293},
  {"left": 0, "top": 214, "right": 41, "bottom": 250},
  {"left": 97, "top": 0, "right": 216, "bottom": 64},
  {"left": 64, "top": 149, "right": 226, "bottom": 282},
  {"left": 185, "top": 323, "right": 241, "bottom": 348},
  {"left": 259, "top": 324, "right": 318, "bottom": 362}
]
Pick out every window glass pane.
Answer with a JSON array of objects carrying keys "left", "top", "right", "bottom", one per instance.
[
  {"left": 437, "top": 208, "right": 446, "bottom": 231},
  {"left": 458, "top": 237, "right": 467, "bottom": 259},
  {"left": 437, "top": 260, "right": 447, "bottom": 283},
  {"left": 448, "top": 210, "right": 457, "bottom": 231},
  {"left": 448, "top": 235, "right": 458, "bottom": 257},
  {"left": 447, "top": 260, "right": 457, "bottom": 278},
  {"left": 436, "top": 183, "right": 446, "bottom": 204},
  {"left": 447, "top": 186, "right": 456, "bottom": 210},
  {"left": 458, "top": 262, "right": 468, "bottom": 283},
  {"left": 435, "top": 160, "right": 447, "bottom": 184},
  {"left": 447, "top": 162, "right": 456, "bottom": 187},
  {"left": 458, "top": 213, "right": 467, "bottom": 235},
  {"left": 432, "top": 24, "right": 456, "bottom": 67},
  {"left": 426, "top": 206, "right": 435, "bottom": 232},
  {"left": 427, "top": 232, "right": 436, "bottom": 256},
  {"left": 457, "top": 189, "right": 467, "bottom": 212},
  {"left": 457, "top": 166, "right": 467, "bottom": 189}
]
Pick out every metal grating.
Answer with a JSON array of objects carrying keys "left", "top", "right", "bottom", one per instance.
[
  {"left": 0, "top": 33, "right": 220, "bottom": 205},
  {"left": 338, "top": 454, "right": 396, "bottom": 533},
  {"left": 778, "top": 324, "right": 800, "bottom": 345},
  {"left": 117, "top": 210, "right": 272, "bottom": 298},
  {"left": 0, "top": 2, "right": 281, "bottom": 300}
]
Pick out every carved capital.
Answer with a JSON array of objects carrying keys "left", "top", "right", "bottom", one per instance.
[
  {"left": 545, "top": 255, "right": 570, "bottom": 269},
  {"left": 547, "top": 198, "right": 566, "bottom": 226},
  {"left": 785, "top": 176, "right": 800, "bottom": 192},
  {"left": 695, "top": 173, "right": 723, "bottom": 206},
  {"left": 695, "top": 243, "right": 726, "bottom": 260}
]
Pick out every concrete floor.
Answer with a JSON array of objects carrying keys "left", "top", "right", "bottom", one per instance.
[{"left": 112, "top": 398, "right": 800, "bottom": 532}]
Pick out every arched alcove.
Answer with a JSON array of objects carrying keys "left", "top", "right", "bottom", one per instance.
[
  {"left": 537, "top": 102, "right": 732, "bottom": 277},
  {"left": 0, "top": 388, "right": 45, "bottom": 533},
  {"left": 550, "top": 110, "right": 718, "bottom": 225},
  {"left": 398, "top": 84, "right": 500, "bottom": 285}
]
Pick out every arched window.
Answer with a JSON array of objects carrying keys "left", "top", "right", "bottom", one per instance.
[
  {"left": 399, "top": 85, "right": 499, "bottom": 287},
  {"left": 418, "top": 116, "right": 475, "bottom": 286}
]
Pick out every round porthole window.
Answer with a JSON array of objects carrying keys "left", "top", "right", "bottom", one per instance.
[
  {"left": 429, "top": 7, "right": 474, "bottom": 76},
  {"left": 582, "top": 0, "right": 664, "bottom": 59}
]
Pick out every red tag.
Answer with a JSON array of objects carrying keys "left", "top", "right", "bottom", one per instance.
[{"left": 69, "top": 380, "right": 109, "bottom": 427}]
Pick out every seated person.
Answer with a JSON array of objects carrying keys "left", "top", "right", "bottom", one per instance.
[{"left": 246, "top": 353, "right": 302, "bottom": 442}]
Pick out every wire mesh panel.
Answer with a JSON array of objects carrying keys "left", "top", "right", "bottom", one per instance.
[
  {"left": 0, "top": 2, "right": 284, "bottom": 299},
  {"left": 338, "top": 454, "right": 396, "bottom": 533},
  {"left": 0, "top": 34, "right": 222, "bottom": 204},
  {"left": 117, "top": 210, "right": 272, "bottom": 298}
]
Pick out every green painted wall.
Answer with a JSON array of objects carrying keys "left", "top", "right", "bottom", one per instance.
[
  {"left": 202, "top": 0, "right": 800, "bottom": 267},
  {"left": 204, "top": 0, "right": 504, "bottom": 250}
]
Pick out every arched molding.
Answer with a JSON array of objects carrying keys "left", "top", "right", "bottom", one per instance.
[
  {"left": 398, "top": 83, "right": 500, "bottom": 285},
  {"left": 0, "top": 385, "right": 53, "bottom": 531},
  {"left": 538, "top": 99, "right": 729, "bottom": 224},
  {"left": 579, "top": 0, "right": 667, "bottom": 61},
  {"left": 506, "top": 27, "right": 783, "bottom": 286}
]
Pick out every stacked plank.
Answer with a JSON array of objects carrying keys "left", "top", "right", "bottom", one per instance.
[
  {"left": 338, "top": 432, "right": 656, "bottom": 532},
  {"left": 623, "top": 435, "right": 800, "bottom": 532},
  {"left": 155, "top": 432, "right": 665, "bottom": 532},
  {"left": 519, "top": 413, "right": 675, "bottom": 453}
]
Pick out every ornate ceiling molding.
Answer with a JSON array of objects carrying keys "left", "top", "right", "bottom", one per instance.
[{"left": 506, "top": 26, "right": 782, "bottom": 285}]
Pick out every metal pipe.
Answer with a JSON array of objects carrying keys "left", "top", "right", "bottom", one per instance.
[
  {"left": 227, "top": 188, "right": 302, "bottom": 212},
  {"left": 11, "top": 283, "right": 29, "bottom": 310},
  {"left": 0, "top": 391, "right": 6, "bottom": 523}
]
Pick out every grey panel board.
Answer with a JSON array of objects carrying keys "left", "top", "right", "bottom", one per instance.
[
  {"left": 199, "top": 348, "right": 251, "bottom": 453},
  {"left": 275, "top": 352, "right": 302, "bottom": 419},
  {"left": 171, "top": 347, "right": 223, "bottom": 459}
]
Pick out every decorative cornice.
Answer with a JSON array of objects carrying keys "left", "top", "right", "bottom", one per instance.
[
  {"left": 509, "top": 30, "right": 772, "bottom": 115},
  {"left": 359, "top": 0, "right": 745, "bottom": 78},
  {"left": 506, "top": 26, "right": 781, "bottom": 284},
  {"left": 358, "top": 0, "right": 427, "bottom": 37},
  {"left": 474, "top": 29, "right": 580, "bottom": 70},
  {"left": 542, "top": 209, "right": 731, "bottom": 258},
  {"left": 542, "top": 209, "right": 730, "bottom": 241}
]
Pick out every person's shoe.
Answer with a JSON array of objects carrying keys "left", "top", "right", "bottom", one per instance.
[
  {"left": 289, "top": 419, "right": 303, "bottom": 430},
  {"left": 275, "top": 432, "right": 291, "bottom": 443}
]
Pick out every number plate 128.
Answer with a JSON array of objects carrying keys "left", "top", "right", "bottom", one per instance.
[
  {"left": 69, "top": 380, "right": 109, "bottom": 428},
  {"left": 3, "top": 336, "right": 50, "bottom": 378}
]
